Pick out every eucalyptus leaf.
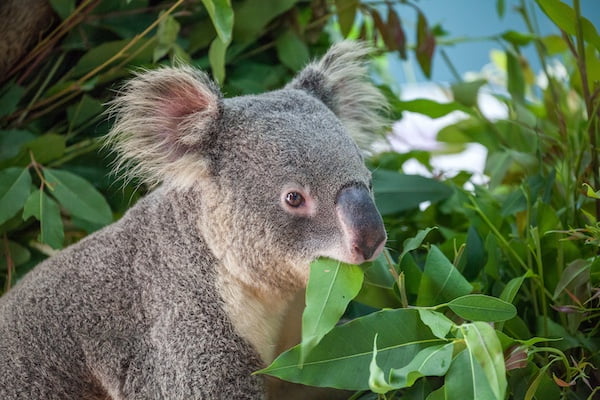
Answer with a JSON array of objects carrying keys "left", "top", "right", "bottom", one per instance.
[
  {"left": 201, "top": 0, "right": 233, "bottom": 43},
  {"left": 460, "top": 322, "right": 507, "bottom": 400},
  {"left": 418, "top": 309, "right": 454, "bottom": 339},
  {"left": 372, "top": 170, "right": 452, "bottom": 215},
  {"left": 276, "top": 30, "right": 310, "bottom": 71},
  {"left": 0, "top": 131, "right": 35, "bottom": 162},
  {"left": 445, "top": 348, "right": 497, "bottom": 400},
  {"left": 448, "top": 294, "right": 517, "bottom": 322},
  {"left": 300, "top": 258, "right": 363, "bottom": 364},
  {"left": 0, "top": 168, "right": 32, "bottom": 225},
  {"left": 388, "top": 342, "right": 454, "bottom": 388},
  {"left": 259, "top": 309, "right": 443, "bottom": 390},
  {"left": 43, "top": 169, "right": 112, "bottom": 225},
  {"left": 416, "top": 245, "right": 472, "bottom": 306},
  {"left": 398, "top": 98, "right": 473, "bottom": 118},
  {"left": 0, "top": 83, "right": 25, "bottom": 118},
  {"left": 208, "top": 37, "right": 228, "bottom": 83},
  {"left": 23, "top": 190, "right": 64, "bottom": 249}
]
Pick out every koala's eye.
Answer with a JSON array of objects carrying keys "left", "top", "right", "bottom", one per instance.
[{"left": 285, "top": 191, "right": 305, "bottom": 207}]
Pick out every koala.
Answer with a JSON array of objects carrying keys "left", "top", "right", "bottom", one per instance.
[
  {"left": 0, "top": 0, "right": 55, "bottom": 77},
  {"left": 0, "top": 41, "right": 387, "bottom": 399}
]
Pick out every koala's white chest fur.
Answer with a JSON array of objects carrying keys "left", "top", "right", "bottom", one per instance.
[{"left": 216, "top": 263, "right": 305, "bottom": 365}]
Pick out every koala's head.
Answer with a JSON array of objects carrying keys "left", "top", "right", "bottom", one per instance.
[{"left": 108, "top": 41, "right": 387, "bottom": 291}]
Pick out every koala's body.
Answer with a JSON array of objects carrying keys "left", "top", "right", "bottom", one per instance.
[{"left": 0, "top": 42, "right": 387, "bottom": 399}]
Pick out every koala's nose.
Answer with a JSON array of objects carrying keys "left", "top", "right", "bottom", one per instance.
[{"left": 336, "top": 185, "right": 386, "bottom": 264}]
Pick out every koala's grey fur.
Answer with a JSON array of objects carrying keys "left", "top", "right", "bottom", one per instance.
[{"left": 0, "top": 41, "right": 387, "bottom": 399}]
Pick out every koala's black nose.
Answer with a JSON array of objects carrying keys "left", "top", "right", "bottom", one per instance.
[{"left": 336, "top": 185, "right": 386, "bottom": 263}]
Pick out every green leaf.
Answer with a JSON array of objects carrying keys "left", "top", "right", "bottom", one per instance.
[
  {"left": 415, "top": 12, "right": 435, "bottom": 78},
  {"left": 445, "top": 348, "right": 497, "bottom": 400},
  {"left": 369, "top": 334, "right": 394, "bottom": 394},
  {"left": 583, "top": 183, "right": 600, "bottom": 199},
  {"left": 275, "top": 30, "right": 310, "bottom": 71},
  {"left": 398, "top": 227, "right": 437, "bottom": 263},
  {"left": 448, "top": 295, "right": 517, "bottom": 322},
  {"left": 501, "top": 30, "right": 536, "bottom": 46},
  {"left": 23, "top": 190, "right": 64, "bottom": 249},
  {"left": 496, "top": 0, "right": 505, "bottom": 18},
  {"left": 234, "top": 0, "right": 298, "bottom": 43},
  {"left": 372, "top": 170, "right": 452, "bottom": 215},
  {"left": 208, "top": 37, "right": 228, "bottom": 84},
  {"left": 0, "top": 130, "right": 36, "bottom": 161},
  {"left": 388, "top": 342, "right": 454, "bottom": 388},
  {"left": 398, "top": 99, "right": 473, "bottom": 118},
  {"left": 0, "top": 168, "right": 32, "bottom": 225},
  {"left": 335, "top": 0, "right": 358, "bottom": 37},
  {"left": 259, "top": 309, "right": 442, "bottom": 390},
  {"left": 201, "top": 0, "right": 234, "bottom": 43},
  {"left": 153, "top": 13, "right": 181, "bottom": 62},
  {"left": 66, "top": 95, "right": 103, "bottom": 129},
  {"left": 300, "top": 258, "right": 364, "bottom": 364},
  {"left": 552, "top": 259, "right": 590, "bottom": 299},
  {"left": 541, "top": 34, "right": 568, "bottom": 54},
  {"left": 418, "top": 309, "right": 454, "bottom": 339},
  {"left": 451, "top": 79, "right": 486, "bottom": 107},
  {"left": 506, "top": 51, "right": 525, "bottom": 102},
  {"left": 500, "top": 269, "right": 535, "bottom": 304},
  {"left": 43, "top": 169, "right": 112, "bottom": 225},
  {"left": 416, "top": 245, "right": 472, "bottom": 306},
  {"left": 536, "top": 0, "right": 600, "bottom": 51},
  {"left": 49, "top": 0, "right": 75, "bottom": 20},
  {"left": 461, "top": 322, "right": 507, "bottom": 400},
  {"left": 0, "top": 83, "right": 25, "bottom": 118}
]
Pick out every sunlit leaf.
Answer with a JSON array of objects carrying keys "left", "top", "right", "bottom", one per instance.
[
  {"left": 398, "top": 98, "right": 473, "bottom": 118},
  {"left": 536, "top": 0, "right": 600, "bottom": 51},
  {"left": 201, "top": 0, "right": 234, "bottom": 43},
  {"left": 259, "top": 309, "right": 443, "bottom": 390},
  {"left": 208, "top": 36, "right": 228, "bottom": 83},
  {"left": 300, "top": 258, "right": 363, "bottom": 364},
  {"left": 445, "top": 348, "right": 497, "bottom": 400},
  {"left": 388, "top": 342, "right": 454, "bottom": 388},
  {"left": 418, "top": 309, "right": 454, "bottom": 339},
  {"left": 335, "top": 0, "right": 358, "bottom": 38},
  {"left": 461, "top": 322, "right": 507, "bottom": 400}
]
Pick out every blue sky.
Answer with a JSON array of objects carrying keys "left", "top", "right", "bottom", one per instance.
[{"left": 387, "top": 0, "right": 600, "bottom": 84}]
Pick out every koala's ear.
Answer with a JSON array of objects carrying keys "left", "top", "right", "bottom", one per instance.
[
  {"left": 287, "top": 41, "right": 388, "bottom": 150},
  {"left": 106, "top": 65, "right": 222, "bottom": 187}
]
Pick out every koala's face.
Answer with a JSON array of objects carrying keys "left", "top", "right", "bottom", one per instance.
[
  {"left": 108, "top": 42, "right": 387, "bottom": 287},
  {"left": 212, "top": 89, "right": 385, "bottom": 270}
]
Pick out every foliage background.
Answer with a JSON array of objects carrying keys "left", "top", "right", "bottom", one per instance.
[{"left": 0, "top": 0, "right": 598, "bottom": 399}]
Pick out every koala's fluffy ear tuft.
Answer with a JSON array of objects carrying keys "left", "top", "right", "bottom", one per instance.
[
  {"left": 106, "top": 65, "right": 222, "bottom": 188},
  {"left": 287, "top": 41, "right": 389, "bottom": 150}
]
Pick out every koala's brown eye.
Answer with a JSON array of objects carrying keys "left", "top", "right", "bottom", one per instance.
[{"left": 285, "top": 192, "right": 304, "bottom": 207}]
